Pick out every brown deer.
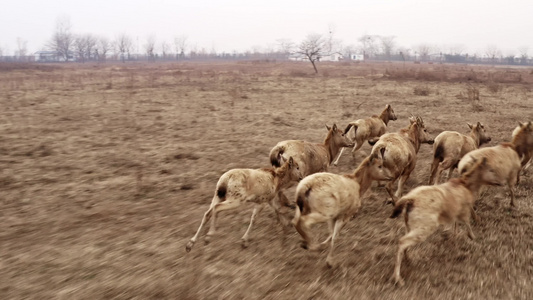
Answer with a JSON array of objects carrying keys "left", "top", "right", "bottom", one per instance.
[
  {"left": 333, "top": 104, "right": 397, "bottom": 166},
  {"left": 458, "top": 142, "right": 522, "bottom": 207},
  {"left": 292, "top": 149, "right": 393, "bottom": 267},
  {"left": 390, "top": 157, "right": 501, "bottom": 286},
  {"left": 511, "top": 121, "right": 533, "bottom": 175},
  {"left": 428, "top": 122, "right": 491, "bottom": 185},
  {"left": 185, "top": 157, "right": 302, "bottom": 252},
  {"left": 370, "top": 116, "right": 434, "bottom": 204},
  {"left": 269, "top": 124, "right": 354, "bottom": 207}
]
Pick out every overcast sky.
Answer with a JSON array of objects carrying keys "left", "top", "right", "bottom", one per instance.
[{"left": 1, "top": 0, "right": 531, "bottom": 56}]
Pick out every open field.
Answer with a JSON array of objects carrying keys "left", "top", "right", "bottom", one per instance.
[{"left": 0, "top": 61, "right": 532, "bottom": 299}]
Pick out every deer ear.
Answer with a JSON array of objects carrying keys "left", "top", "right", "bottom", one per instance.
[
  {"left": 325, "top": 124, "right": 331, "bottom": 131},
  {"left": 332, "top": 123, "right": 338, "bottom": 131},
  {"left": 386, "top": 104, "right": 390, "bottom": 109},
  {"left": 288, "top": 156, "right": 294, "bottom": 166},
  {"left": 380, "top": 147, "right": 386, "bottom": 159},
  {"left": 467, "top": 123, "right": 473, "bottom": 129},
  {"left": 476, "top": 121, "right": 481, "bottom": 127}
]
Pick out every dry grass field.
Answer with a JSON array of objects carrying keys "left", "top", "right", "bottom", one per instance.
[{"left": 0, "top": 60, "right": 532, "bottom": 299}]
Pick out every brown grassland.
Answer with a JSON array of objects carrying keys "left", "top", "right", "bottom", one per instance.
[{"left": 0, "top": 60, "right": 532, "bottom": 299}]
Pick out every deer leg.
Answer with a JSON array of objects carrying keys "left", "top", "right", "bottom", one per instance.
[
  {"left": 333, "top": 147, "right": 346, "bottom": 166},
  {"left": 385, "top": 179, "right": 398, "bottom": 204},
  {"left": 186, "top": 196, "right": 217, "bottom": 252},
  {"left": 428, "top": 158, "right": 440, "bottom": 185},
  {"left": 319, "top": 219, "right": 334, "bottom": 248},
  {"left": 393, "top": 227, "right": 434, "bottom": 286},
  {"left": 205, "top": 200, "right": 241, "bottom": 244},
  {"left": 395, "top": 173, "right": 411, "bottom": 200},
  {"left": 351, "top": 139, "right": 364, "bottom": 154},
  {"left": 326, "top": 218, "right": 345, "bottom": 268},
  {"left": 241, "top": 203, "right": 264, "bottom": 248}
]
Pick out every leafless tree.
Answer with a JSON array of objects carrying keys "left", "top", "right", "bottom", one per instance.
[
  {"left": 174, "top": 35, "right": 188, "bottom": 59},
  {"left": 16, "top": 37, "right": 28, "bottom": 57},
  {"left": 415, "top": 44, "right": 433, "bottom": 61},
  {"left": 358, "top": 34, "right": 379, "bottom": 58},
  {"left": 115, "top": 33, "right": 133, "bottom": 62},
  {"left": 97, "top": 36, "right": 111, "bottom": 61},
  {"left": 144, "top": 34, "right": 156, "bottom": 61},
  {"left": 518, "top": 46, "right": 529, "bottom": 64},
  {"left": 48, "top": 16, "right": 75, "bottom": 61},
  {"left": 276, "top": 39, "right": 294, "bottom": 58},
  {"left": 297, "top": 33, "right": 325, "bottom": 74},
  {"left": 447, "top": 44, "right": 466, "bottom": 55},
  {"left": 379, "top": 36, "right": 396, "bottom": 60},
  {"left": 343, "top": 44, "right": 357, "bottom": 60},
  {"left": 485, "top": 45, "right": 501, "bottom": 63},
  {"left": 161, "top": 41, "right": 170, "bottom": 58},
  {"left": 74, "top": 34, "right": 97, "bottom": 62}
]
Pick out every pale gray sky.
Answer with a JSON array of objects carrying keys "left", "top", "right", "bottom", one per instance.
[{"left": 1, "top": 0, "right": 531, "bottom": 56}]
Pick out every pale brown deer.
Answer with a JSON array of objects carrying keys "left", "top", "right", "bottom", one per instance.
[
  {"left": 185, "top": 157, "right": 302, "bottom": 252},
  {"left": 428, "top": 122, "right": 491, "bottom": 185},
  {"left": 458, "top": 142, "right": 521, "bottom": 207},
  {"left": 292, "top": 149, "right": 393, "bottom": 267},
  {"left": 370, "top": 116, "right": 434, "bottom": 204},
  {"left": 333, "top": 104, "right": 397, "bottom": 166},
  {"left": 390, "top": 157, "right": 500, "bottom": 286}
]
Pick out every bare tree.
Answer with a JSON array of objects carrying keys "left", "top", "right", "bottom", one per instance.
[
  {"left": 97, "top": 36, "right": 111, "bottom": 61},
  {"left": 16, "top": 37, "right": 28, "bottom": 57},
  {"left": 297, "top": 33, "right": 325, "bottom": 74},
  {"left": 324, "top": 24, "right": 342, "bottom": 54},
  {"left": 415, "top": 44, "right": 433, "bottom": 61},
  {"left": 448, "top": 44, "right": 466, "bottom": 55},
  {"left": 144, "top": 34, "right": 156, "bottom": 61},
  {"left": 485, "top": 45, "right": 501, "bottom": 64},
  {"left": 161, "top": 41, "right": 170, "bottom": 58},
  {"left": 74, "top": 34, "right": 97, "bottom": 62},
  {"left": 276, "top": 38, "right": 294, "bottom": 59},
  {"left": 174, "top": 35, "right": 188, "bottom": 59},
  {"left": 115, "top": 33, "right": 133, "bottom": 62},
  {"left": 358, "top": 34, "right": 379, "bottom": 58},
  {"left": 518, "top": 46, "right": 529, "bottom": 65},
  {"left": 48, "top": 16, "right": 75, "bottom": 61},
  {"left": 379, "top": 36, "right": 396, "bottom": 60}
]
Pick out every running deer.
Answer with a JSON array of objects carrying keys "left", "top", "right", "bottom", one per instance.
[
  {"left": 269, "top": 124, "right": 354, "bottom": 206},
  {"left": 458, "top": 142, "right": 521, "bottom": 207},
  {"left": 428, "top": 122, "right": 491, "bottom": 185},
  {"left": 390, "top": 157, "right": 500, "bottom": 286},
  {"left": 370, "top": 116, "right": 434, "bottom": 204},
  {"left": 512, "top": 121, "right": 533, "bottom": 174},
  {"left": 333, "top": 104, "right": 397, "bottom": 166},
  {"left": 291, "top": 149, "right": 393, "bottom": 267},
  {"left": 185, "top": 157, "right": 302, "bottom": 252}
]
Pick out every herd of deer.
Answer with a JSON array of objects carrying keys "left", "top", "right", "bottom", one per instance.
[{"left": 185, "top": 104, "right": 533, "bottom": 286}]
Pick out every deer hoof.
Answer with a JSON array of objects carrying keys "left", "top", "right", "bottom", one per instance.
[
  {"left": 241, "top": 239, "right": 249, "bottom": 249},
  {"left": 394, "top": 277, "right": 405, "bottom": 287},
  {"left": 185, "top": 241, "right": 194, "bottom": 253},
  {"left": 300, "top": 241, "right": 308, "bottom": 250},
  {"left": 326, "top": 257, "right": 337, "bottom": 268}
]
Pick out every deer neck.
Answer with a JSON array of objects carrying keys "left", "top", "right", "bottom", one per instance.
[
  {"left": 324, "top": 137, "right": 341, "bottom": 164},
  {"left": 353, "top": 161, "right": 374, "bottom": 198},
  {"left": 273, "top": 167, "right": 289, "bottom": 191},
  {"left": 407, "top": 126, "right": 421, "bottom": 153},
  {"left": 469, "top": 130, "right": 481, "bottom": 148},
  {"left": 379, "top": 109, "right": 390, "bottom": 125},
  {"left": 511, "top": 132, "right": 529, "bottom": 158}
]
